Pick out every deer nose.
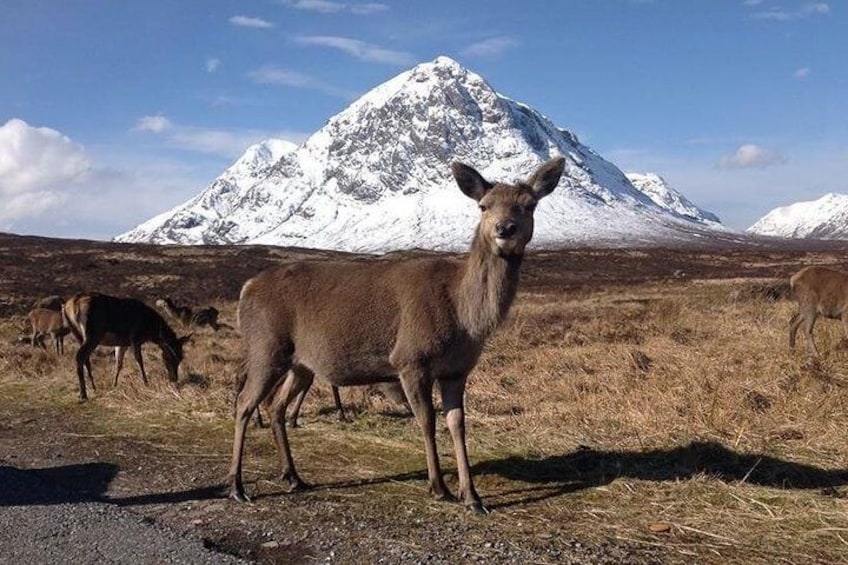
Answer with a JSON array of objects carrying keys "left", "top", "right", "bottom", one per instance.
[{"left": 496, "top": 222, "right": 517, "bottom": 239}]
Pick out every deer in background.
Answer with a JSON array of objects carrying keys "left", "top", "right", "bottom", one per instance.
[
  {"left": 228, "top": 157, "right": 565, "bottom": 513},
  {"left": 156, "top": 297, "right": 231, "bottom": 331},
  {"left": 26, "top": 308, "right": 70, "bottom": 354},
  {"left": 789, "top": 266, "right": 848, "bottom": 355},
  {"left": 64, "top": 292, "right": 191, "bottom": 401}
]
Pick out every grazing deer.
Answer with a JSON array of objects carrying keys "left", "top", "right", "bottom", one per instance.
[
  {"left": 156, "top": 297, "right": 230, "bottom": 331},
  {"left": 63, "top": 292, "right": 191, "bottom": 401},
  {"left": 789, "top": 266, "right": 848, "bottom": 355},
  {"left": 228, "top": 157, "right": 565, "bottom": 513},
  {"left": 27, "top": 308, "right": 70, "bottom": 354}
]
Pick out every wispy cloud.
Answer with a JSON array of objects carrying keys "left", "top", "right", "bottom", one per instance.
[
  {"left": 749, "top": 2, "right": 830, "bottom": 21},
  {"left": 293, "top": 35, "right": 414, "bottom": 65},
  {"left": 229, "top": 15, "right": 275, "bottom": 28},
  {"left": 247, "top": 65, "right": 354, "bottom": 98},
  {"left": 794, "top": 67, "right": 810, "bottom": 79},
  {"left": 131, "top": 114, "right": 308, "bottom": 158},
  {"left": 460, "top": 36, "right": 518, "bottom": 58},
  {"left": 281, "top": 1, "right": 389, "bottom": 15},
  {"left": 205, "top": 58, "right": 221, "bottom": 73},
  {"left": 718, "top": 144, "right": 787, "bottom": 169},
  {"left": 133, "top": 115, "right": 173, "bottom": 133}
]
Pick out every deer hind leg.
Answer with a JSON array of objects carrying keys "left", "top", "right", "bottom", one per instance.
[
  {"left": 803, "top": 309, "right": 820, "bottom": 356},
  {"left": 286, "top": 385, "right": 309, "bottom": 428},
  {"left": 113, "top": 346, "right": 127, "bottom": 387},
  {"left": 440, "top": 376, "right": 485, "bottom": 513},
  {"left": 75, "top": 341, "right": 98, "bottom": 401},
  {"left": 228, "top": 348, "right": 292, "bottom": 503},
  {"left": 131, "top": 344, "right": 148, "bottom": 385},
  {"left": 269, "top": 365, "right": 314, "bottom": 490},
  {"left": 400, "top": 367, "right": 451, "bottom": 501}
]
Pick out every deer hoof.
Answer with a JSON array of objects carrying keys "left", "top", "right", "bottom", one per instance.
[
  {"left": 467, "top": 501, "right": 489, "bottom": 515},
  {"left": 282, "top": 471, "right": 310, "bottom": 492},
  {"left": 229, "top": 489, "right": 251, "bottom": 504}
]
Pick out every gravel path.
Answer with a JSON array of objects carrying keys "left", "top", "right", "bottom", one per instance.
[{"left": 0, "top": 463, "right": 246, "bottom": 565}]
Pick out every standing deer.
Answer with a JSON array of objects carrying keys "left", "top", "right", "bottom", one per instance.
[
  {"left": 228, "top": 157, "right": 565, "bottom": 513},
  {"left": 63, "top": 292, "right": 191, "bottom": 401},
  {"left": 26, "top": 308, "right": 70, "bottom": 354},
  {"left": 789, "top": 266, "right": 848, "bottom": 355}
]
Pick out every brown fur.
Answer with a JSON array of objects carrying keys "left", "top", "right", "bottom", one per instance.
[
  {"left": 156, "top": 297, "right": 229, "bottom": 331},
  {"left": 228, "top": 157, "right": 565, "bottom": 512},
  {"left": 26, "top": 308, "right": 70, "bottom": 354},
  {"left": 33, "top": 295, "right": 64, "bottom": 311},
  {"left": 63, "top": 292, "right": 191, "bottom": 401},
  {"left": 789, "top": 266, "right": 848, "bottom": 355}
]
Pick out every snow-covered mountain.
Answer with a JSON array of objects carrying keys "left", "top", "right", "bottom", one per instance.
[
  {"left": 626, "top": 173, "right": 721, "bottom": 226},
  {"left": 117, "top": 56, "right": 726, "bottom": 252},
  {"left": 747, "top": 193, "right": 848, "bottom": 239}
]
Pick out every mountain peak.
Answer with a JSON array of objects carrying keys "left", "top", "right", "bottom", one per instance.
[
  {"left": 117, "top": 58, "right": 725, "bottom": 251},
  {"left": 748, "top": 192, "right": 848, "bottom": 240}
]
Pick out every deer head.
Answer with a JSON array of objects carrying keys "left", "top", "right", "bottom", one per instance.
[{"left": 452, "top": 156, "right": 565, "bottom": 256}]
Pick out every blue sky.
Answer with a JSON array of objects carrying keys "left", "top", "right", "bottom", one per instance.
[{"left": 1, "top": 0, "right": 846, "bottom": 238}]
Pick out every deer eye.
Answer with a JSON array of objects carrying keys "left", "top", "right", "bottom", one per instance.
[{"left": 479, "top": 204, "right": 488, "bottom": 212}]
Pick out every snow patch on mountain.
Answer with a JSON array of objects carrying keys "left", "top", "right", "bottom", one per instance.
[
  {"left": 626, "top": 173, "right": 721, "bottom": 225},
  {"left": 747, "top": 193, "right": 848, "bottom": 239},
  {"left": 117, "top": 56, "right": 727, "bottom": 252}
]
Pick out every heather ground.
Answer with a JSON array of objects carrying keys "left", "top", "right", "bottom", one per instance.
[{"left": 1, "top": 233, "right": 847, "bottom": 563}]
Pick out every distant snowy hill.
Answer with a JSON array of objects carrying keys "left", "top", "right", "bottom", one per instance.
[
  {"left": 748, "top": 193, "right": 848, "bottom": 239},
  {"left": 625, "top": 173, "right": 721, "bottom": 226},
  {"left": 117, "top": 56, "right": 727, "bottom": 252}
]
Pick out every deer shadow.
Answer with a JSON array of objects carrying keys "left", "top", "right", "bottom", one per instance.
[
  {"left": 472, "top": 441, "right": 848, "bottom": 510},
  {"left": 0, "top": 462, "right": 118, "bottom": 506}
]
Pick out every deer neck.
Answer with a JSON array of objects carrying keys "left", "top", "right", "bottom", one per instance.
[{"left": 456, "top": 230, "right": 523, "bottom": 341}]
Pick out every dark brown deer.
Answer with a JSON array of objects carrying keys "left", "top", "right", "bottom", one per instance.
[
  {"left": 63, "top": 292, "right": 191, "bottom": 401},
  {"left": 27, "top": 308, "right": 70, "bottom": 354},
  {"left": 156, "top": 297, "right": 230, "bottom": 331},
  {"left": 228, "top": 157, "right": 564, "bottom": 513},
  {"left": 789, "top": 266, "right": 848, "bottom": 355}
]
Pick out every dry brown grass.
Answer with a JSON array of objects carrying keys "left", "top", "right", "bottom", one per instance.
[{"left": 3, "top": 271, "right": 848, "bottom": 563}]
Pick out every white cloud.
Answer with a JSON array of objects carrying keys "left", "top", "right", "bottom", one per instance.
[
  {"left": 247, "top": 65, "right": 354, "bottom": 98},
  {"left": 133, "top": 115, "right": 173, "bottom": 133},
  {"left": 0, "top": 119, "right": 91, "bottom": 225},
  {"left": 719, "top": 144, "right": 787, "bottom": 169},
  {"left": 281, "top": 1, "right": 389, "bottom": 14},
  {"left": 131, "top": 114, "right": 308, "bottom": 158},
  {"left": 750, "top": 2, "right": 830, "bottom": 20},
  {"left": 248, "top": 66, "right": 316, "bottom": 88},
  {"left": 206, "top": 58, "right": 221, "bottom": 73},
  {"left": 229, "top": 15, "right": 275, "bottom": 28},
  {"left": 742, "top": 0, "right": 763, "bottom": 6},
  {"left": 460, "top": 36, "right": 518, "bottom": 58},
  {"left": 293, "top": 35, "right": 414, "bottom": 65},
  {"left": 350, "top": 3, "right": 389, "bottom": 14},
  {"left": 794, "top": 67, "right": 810, "bottom": 79}
]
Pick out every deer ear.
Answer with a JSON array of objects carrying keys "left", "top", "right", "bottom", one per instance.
[
  {"left": 451, "top": 162, "right": 493, "bottom": 202},
  {"left": 526, "top": 156, "right": 565, "bottom": 199}
]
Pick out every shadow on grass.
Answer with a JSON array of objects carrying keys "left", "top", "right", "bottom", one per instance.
[
  {"left": 472, "top": 441, "right": 848, "bottom": 510},
  {"left": 0, "top": 462, "right": 118, "bottom": 506}
]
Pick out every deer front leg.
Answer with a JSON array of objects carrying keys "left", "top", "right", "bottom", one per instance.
[
  {"left": 400, "top": 368, "right": 452, "bottom": 501},
  {"left": 131, "top": 344, "right": 148, "bottom": 385},
  {"left": 331, "top": 386, "right": 348, "bottom": 422},
  {"left": 440, "top": 376, "right": 486, "bottom": 514}
]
